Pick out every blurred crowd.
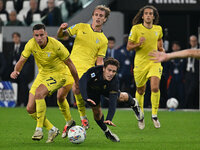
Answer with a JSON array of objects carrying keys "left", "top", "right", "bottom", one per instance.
[{"left": 0, "top": 0, "right": 83, "bottom": 27}]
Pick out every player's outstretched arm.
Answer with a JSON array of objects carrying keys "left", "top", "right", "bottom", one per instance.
[
  {"left": 57, "top": 23, "right": 70, "bottom": 40},
  {"left": 149, "top": 49, "right": 200, "bottom": 63},
  {"left": 10, "top": 55, "right": 27, "bottom": 79}
]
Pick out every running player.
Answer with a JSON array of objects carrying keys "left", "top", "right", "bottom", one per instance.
[
  {"left": 79, "top": 58, "right": 143, "bottom": 142},
  {"left": 10, "top": 24, "right": 79, "bottom": 143},
  {"left": 56, "top": 5, "right": 110, "bottom": 138},
  {"left": 127, "top": 5, "right": 165, "bottom": 129}
]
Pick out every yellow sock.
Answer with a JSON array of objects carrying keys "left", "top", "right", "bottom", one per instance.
[
  {"left": 75, "top": 94, "right": 86, "bottom": 117},
  {"left": 57, "top": 99, "right": 72, "bottom": 122},
  {"left": 36, "top": 99, "right": 46, "bottom": 128},
  {"left": 136, "top": 91, "right": 145, "bottom": 113},
  {"left": 151, "top": 90, "right": 160, "bottom": 116},
  {"left": 29, "top": 112, "right": 53, "bottom": 130}
]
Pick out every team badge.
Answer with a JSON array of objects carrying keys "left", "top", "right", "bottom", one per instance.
[
  {"left": 46, "top": 52, "right": 51, "bottom": 57},
  {"left": 91, "top": 73, "right": 96, "bottom": 78},
  {"left": 96, "top": 38, "right": 99, "bottom": 44},
  {"left": 155, "top": 31, "right": 158, "bottom": 36}
]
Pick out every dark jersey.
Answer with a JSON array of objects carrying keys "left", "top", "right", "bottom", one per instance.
[{"left": 79, "top": 65, "right": 119, "bottom": 121}]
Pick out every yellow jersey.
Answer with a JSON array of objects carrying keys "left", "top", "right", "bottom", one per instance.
[
  {"left": 67, "top": 23, "right": 108, "bottom": 73},
  {"left": 128, "top": 23, "right": 163, "bottom": 68},
  {"left": 22, "top": 36, "right": 70, "bottom": 75}
]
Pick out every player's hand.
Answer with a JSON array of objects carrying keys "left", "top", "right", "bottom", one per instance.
[
  {"left": 72, "top": 83, "right": 80, "bottom": 95},
  {"left": 87, "top": 99, "right": 96, "bottom": 106},
  {"left": 60, "top": 23, "right": 68, "bottom": 30},
  {"left": 104, "top": 120, "right": 116, "bottom": 127},
  {"left": 149, "top": 50, "right": 168, "bottom": 62},
  {"left": 139, "top": 37, "right": 145, "bottom": 45},
  {"left": 10, "top": 71, "right": 20, "bottom": 79}
]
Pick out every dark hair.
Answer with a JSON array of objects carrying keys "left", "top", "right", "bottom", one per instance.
[
  {"left": 12, "top": 32, "right": 21, "bottom": 38},
  {"left": 104, "top": 57, "right": 120, "bottom": 70},
  {"left": 171, "top": 41, "right": 181, "bottom": 47},
  {"left": 108, "top": 36, "right": 115, "bottom": 42},
  {"left": 32, "top": 24, "right": 46, "bottom": 31},
  {"left": 132, "top": 5, "right": 159, "bottom": 25}
]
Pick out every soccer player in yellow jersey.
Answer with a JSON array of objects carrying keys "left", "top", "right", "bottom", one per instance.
[
  {"left": 56, "top": 5, "right": 110, "bottom": 137},
  {"left": 10, "top": 24, "right": 79, "bottom": 143},
  {"left": 127, "top": 5, "right": 165, "bottom": 130}
]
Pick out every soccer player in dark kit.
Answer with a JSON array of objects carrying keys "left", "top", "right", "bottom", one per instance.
[{"left": 79, "top": 57, "right": 144, "bottom": 142}]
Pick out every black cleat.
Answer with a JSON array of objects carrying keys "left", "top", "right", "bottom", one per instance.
[
  {"left": 131, "top": 98, "right": 144, "bottom": 121},
  {"left": 105, "top": 129, "right": 120, "bottom": 142}
]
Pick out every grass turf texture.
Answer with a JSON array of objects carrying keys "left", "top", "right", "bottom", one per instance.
[{"left": 0, "top": 107, "right": 200, "bottom": 150}]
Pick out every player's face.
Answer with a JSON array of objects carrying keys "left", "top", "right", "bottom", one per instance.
[
  {"left": 33, "top": 29, "right": 47, "bottom": 47},
  {"left": 142, "top": 8, "right": 154, "bottom": 24},
  {"left": 92, "top": 9, "right": 107, "bottom": 27},
  {"left": 103, "top": 65, "right": 117, "bottom": 81}
]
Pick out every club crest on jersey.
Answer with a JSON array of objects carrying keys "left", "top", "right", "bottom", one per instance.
[
  {"left": 46, "top": 52, "right": 51, "bottom": 57},
  {"left": 155, "top": 31, "right": 158, "bottom": 36},
  {"left": 129, "top": 32, "right": 132, "bottom": 37},
  {"left": 91, "top": 73, "right": 96, "bottom": 78},
  {"left": 96, "top": 38, "right": 99, "bottom": 44}
]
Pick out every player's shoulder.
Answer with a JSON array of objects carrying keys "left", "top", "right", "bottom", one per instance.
[
  {"left": 25, "top": 38, "right": 35, "bottom": 47},
  {"left": 153, "top": 24, "right": 162, "bottom": 30}
]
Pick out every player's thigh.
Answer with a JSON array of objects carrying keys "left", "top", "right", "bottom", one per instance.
[
  {"left": 147, "top": 64, "right": 163, "bottom": 80},
  {"left": 134, "top": 68, "right": 148, "bottom": 88}
]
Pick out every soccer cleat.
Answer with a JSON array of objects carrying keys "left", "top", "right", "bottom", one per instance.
[
  {"left": 152, "top": 117, "right": 161, "bottom": 128},
  {"left": 131, "top": 98, "right": 144, "bottom": 121},
  {"left": 46, "top": 128, "right": 60, "bottom": 143},
  {"left": 105, "top": 129, "right": 120, "bottom": 142},
  {"left": 138, "top": 119, "right": 145, "bottom": 130},
  {"left": 81, "top": 118, "right": 89, "bottom": 130},
  {"left": 62, "top": 120, "right": 76, "bottom": 138},
  {"left": 32, "top": 130, "right": 43, "bottom": 141}
]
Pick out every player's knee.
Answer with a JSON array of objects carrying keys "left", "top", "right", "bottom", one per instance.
[
  {"left": 137, "top": 89, "right": 145, "bottom": 95},
  {"left": 151, "top": 87, "right": 159, "bottom": 93},
  {"left": 26, "top": 105, "right": 35, "bottom": 114}
]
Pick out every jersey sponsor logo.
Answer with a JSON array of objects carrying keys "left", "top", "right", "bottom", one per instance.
[
  {"left": 96, "top": 38, "right": 100, "bottom": 44},
  {"left": 91, "top": 73, "right": 96, "bottom": 78},
  {"left": 70, "top": 24, "right": 76, "bottom": 29}
]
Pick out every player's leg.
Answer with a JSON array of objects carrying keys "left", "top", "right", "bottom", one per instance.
[
  {"left": 75, "top": 92, "right": 89, "bottom": 130},
  {"left": 91, "top": 104, "right": 120, "bottom": 142},
  {"left": 136, "top": 86, "right": 146, "bottom": 130},
  {"left": 150, "top": 76, "right": 161, "bottom": 128},
  {"left": 57, "top": 84, "right": 76, "bottom": 138},
  {"left": 118, "top": 92, "right": 144, "bottom": 121}
]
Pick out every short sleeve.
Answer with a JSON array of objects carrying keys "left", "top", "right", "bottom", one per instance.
[
  {"left": 21, "top": 40, "right": 32, "bottom": 58},
  {"left": 158, "top": 26, "right": 163, "bottom": 40},
  {"left": 56, "top": 40, "right": 70, "bottom": 61},
  {"left": 97, "top": 40, "right": 108, "bottom": 57},
  {"left": 128, "top": 26, "right": 137, "bottom": 42},
  {"left": 67, "top": 23, "right": 80, "bottom": 37}
]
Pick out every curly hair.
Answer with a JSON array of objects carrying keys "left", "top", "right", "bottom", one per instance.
[{"left": 132, "top": 5, "right": 159, "bottom": 25}]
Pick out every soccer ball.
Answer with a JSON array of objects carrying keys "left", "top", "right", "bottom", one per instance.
[
  {"left": 166, "top": 98, "right": 179, "bottom": 109},
  {"left": 68, "top": 125, "right": 86, "bottom": 144}
]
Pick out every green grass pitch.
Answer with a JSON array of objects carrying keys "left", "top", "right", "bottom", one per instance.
[{"left": 0, "top": 107, "right": 200, "bottom": 150}]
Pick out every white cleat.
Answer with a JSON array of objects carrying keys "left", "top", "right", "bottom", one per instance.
[
  {"left": 138, "top": 119, "right": 145, "bottom": 130},
  {"left": 46, "top": 128, "right": 60, "bottom": 143},
  {"left": 32, "top": 130, "right": 43, "bottom": 141},
  {"left": 152, "top": 117, "right": 161, "bottom": 128}
]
